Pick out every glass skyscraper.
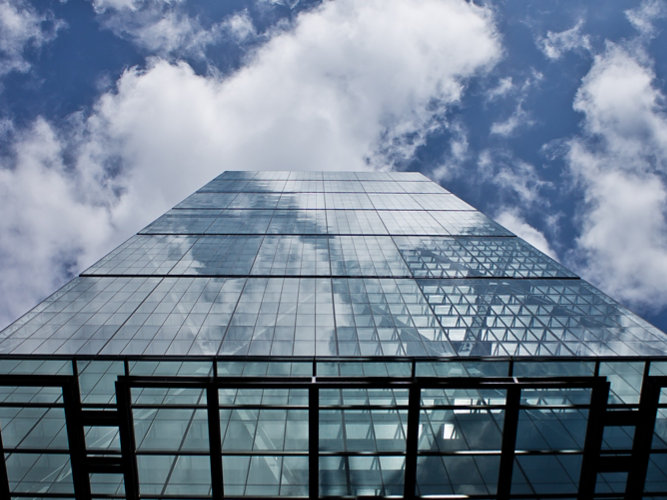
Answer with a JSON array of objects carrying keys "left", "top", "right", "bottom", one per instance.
[{"left": 1, "top": 170, "right": 667, "bottom": 499}]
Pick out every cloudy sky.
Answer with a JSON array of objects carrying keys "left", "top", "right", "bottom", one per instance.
[{"left": 1, "top": 0, "right": 666, "bottom": 333}]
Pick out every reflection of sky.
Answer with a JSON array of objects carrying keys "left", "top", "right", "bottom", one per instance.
[{"left": 3, "top": 172, "right": 667, "bottom": 358}]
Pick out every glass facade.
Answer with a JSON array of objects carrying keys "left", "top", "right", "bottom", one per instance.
[{"left": 0, "top": 170, "right": 667, "bottom": 499}]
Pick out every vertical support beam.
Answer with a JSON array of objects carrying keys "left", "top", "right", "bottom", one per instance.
[
  {"left": 207, "top": 384, "right": 224, "bottom": 499},
  {"left": 403, "top": 384, "right": 420, "bottom": 498},
  {"left": 626, "top": 376, "right": 661, "bottom": 497},
  {"left": 116, "top": 379, "right": 139, "bottom": 500},
  {"left": 61, "top": 377, "right": 91, "bottom": 500},
  {"left": 309, "top": 385, "right": 319, "bottom": 500},
  {"left": 0, "top": 423, "right": 11, "bottom": 498},
  {"left": 496, "top": 385, "right": 521, "bottom": 500},
  {"left": 578, "top": 379, "right": 609, "bottom": 499}
]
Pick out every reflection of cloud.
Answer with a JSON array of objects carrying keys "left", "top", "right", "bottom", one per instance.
[
  {"left": 566, "top": 45, "right": 667, "bottom": 308},
  {"left": 0, "top": 0, "right": 501, "bottom": 327}
]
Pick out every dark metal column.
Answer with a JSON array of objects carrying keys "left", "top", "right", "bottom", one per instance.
[
  {"left": 626, "top": 376, "right": 662, "bottom": 497},
  {"left": 0, "top": 423, "right": 10, "bottom": 499},
  {"left": 207, "top": 384, "right": 224, "bottom": 499},
  {"left": 116, "top": 379, "right": 139, "bottom": 500},
  {"left": 309, "top": 385, "right": 319, "bottom": 500},
  {"left": 62, "top": 377, "right": 91, "bottom": 500},
  {"left": 578, "top": 379, "right": 609, "bottom": 499},
  {"left": 403, "top": 384, "right": 420, "bottom": 498},
  {"left": 496, "top": 385, "right": 521, "bottom": 500}
]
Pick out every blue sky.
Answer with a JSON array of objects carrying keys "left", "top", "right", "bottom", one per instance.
[{"left": 1, "top": 0, "right": 666, "bottom": 333}]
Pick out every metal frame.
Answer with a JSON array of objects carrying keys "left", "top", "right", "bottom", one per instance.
[
  {"left": 0, "top": 369, "right": 665, "bottom": 498},
  {"left": 115, "top": 375, "right": 606, "bottom": 499}
]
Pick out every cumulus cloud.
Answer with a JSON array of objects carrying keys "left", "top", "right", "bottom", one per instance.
[
  {"left": 0, "top": 119, "right": 114, "bottom": 325},
  {"left": 537, "top": 19, "right": 591, "bottom": 60},
  {"left": 567, "top": 45, "right": 667, "bottom": 307},
  {"left": 0, "top": 0, "right": 64, "bottom": 79},
  {"left": 495, "top": 210, "right": 558, "bottom": 260},
  {"left": 0, "top": 0, "right": 501, "bottom": 327}
]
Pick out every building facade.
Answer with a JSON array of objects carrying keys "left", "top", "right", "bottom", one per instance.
[{"left": 1, "top": 170, "right": 667, "bottom": 499}]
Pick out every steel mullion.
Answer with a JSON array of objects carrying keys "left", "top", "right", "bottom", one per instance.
[
  {"left": 577, "top": 378, "right": 609, "bottom": 499},
  {"left": 403, "top": 384, "right": 420, "bottom": 498},
  {"left": 0, "top": 419, "right": 10, "bottom": 499},
  {"left": 309, "top": 385, "right": 319, "bottom": 500},
  {"left": 207, "top": 384, "right": 224, "bottom": 499},
  {"left": 61, "top": 377, "right": 91, "bottom": 500},
  {"left": 626, "top": 376, "right": 663, "bottom": 496},
  {"left": 496, "top": 385, "right": 521, "bottom": 500},
  {"left": 116, "top": 379, "right": 139, "bottom": 500}
]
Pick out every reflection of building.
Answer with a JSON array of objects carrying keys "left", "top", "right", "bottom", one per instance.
[{"left": 1, "top": 170, "right": 667, "bottom": 499}]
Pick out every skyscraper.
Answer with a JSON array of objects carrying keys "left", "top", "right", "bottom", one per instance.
[{"left": 1, "top": 170, "right": 666, "bottom": 499}]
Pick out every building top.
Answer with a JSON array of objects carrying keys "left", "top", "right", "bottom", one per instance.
[{"left": 1, "top": 170, "right": 665, "bottom": 358}]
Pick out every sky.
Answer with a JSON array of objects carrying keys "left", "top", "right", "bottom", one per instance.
[{"left": 1, "top": 0, "right": 666, "bottom": 333}]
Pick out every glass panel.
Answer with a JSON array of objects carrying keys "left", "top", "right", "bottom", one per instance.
[
  {"left": 332, "top": 278, "right": 452, "bottom": 357},
  {"left": 325, "top": 209, "right": 387, "bottom": 234},
  {"left": 90, "top": 472, "right": 124, "bottom": 496},
  {"left": 0, "top": 359, "right": 71, "bottom": 376},
  {"left": 169, "top": 235, "right": 262, "bottom": 275},
  {"left": 175, "top": 191, "right": 238, "bottom": 209},
  {"left": 251, "top": 236, "right": 330, "bottom": 276},
  {"left": 238, "top": 455, "right": 307, "bottom": 496},
  {"left": 416, "top": 455, "right": 499, "bottom": 496},
  {"left": 217, "top": 360, "right": 312, "bottom": 377},
  {"left": 329, "top": 236, "right": 410, "bottom": 277},
  {"left": 316, "top": 361, "right": 411, "bottom": 378},
  {"left": 653, "top": 406, "right": 667, "bottom": 449},
  {"left": 378, "top": 211, "right": 446, "bottom": 235},
  {"left": 0, "top": 407, "right": 67, "bottom": 449},
  {"left": 645, "top": 453, "right": 667, "bottom": 492},
  {"left": 513, "top": 455, "right": 581, "bottom": 495},
  {"left": 513, "top": 360, "right": 595, "bottom": 377},
  {"left": 266, "top": 210, "right": 327, "bottom": 235},
  {"left": 319, "top": 455, "right": 404, "bottom": 496},
  {"left": 415, "top": 360, "right": 509, "bottom": 377},
  {"left": 6, "top": 452, "right": 73, "bottom": 493},
  {"left": 78, "top": 360, "right": 124, "bottom": 404},
  {"left": 419, "top": 408, "right": 503, "bottom": 452},
  {"left": 164, "top": 455, "right": 211, "bottom": 495},
  {"left": 600, "top": 361, "right": 645, "bottom": 404},
  {"left": 516, "top": 408, "right": 588, "bottom": 451},
  {"left": 419, "top": 279, "right": 667, "bottom": 358},
  {"left": 594, "top": 471, "right": 627, "bottom": 494},
  {"left": 0, "top": 277, "right": 160, "bottom": 356}
]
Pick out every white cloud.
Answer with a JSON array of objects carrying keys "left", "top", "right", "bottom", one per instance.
[
  {"left": 495, "top": 210, "right": 559, "bottom": 260},
  {"left": 488, "top": 70, "right": 541, "bottom": 136},
  {"left": 486, "top": 76, "right": 513, "bottom": 101},
  {"left": 537, "top": 19, "right": 591, "bottom": 60},
  {"left": 0, "top": 0, "right": 501, "bottom": 327},
  {"left": 567, "top": 45, "right": 667, "bottom": 308},
  {"left": 0, "top": 119, "right": 114, "bottom": 326},
  {"left": 625, "top": 0, "right": 666, "bottom": 38},
  {"left": 490, "top": 103, "right": 531, "bottom": 136},
  {"left": 0, "top": 0, "right": 64, "bottom": 79},
  {"left": 92, "top": 0, "right": 253, "bottom": 58},
  {"left": 477, "top": 150, "right": 547, "bottom": 206}
]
